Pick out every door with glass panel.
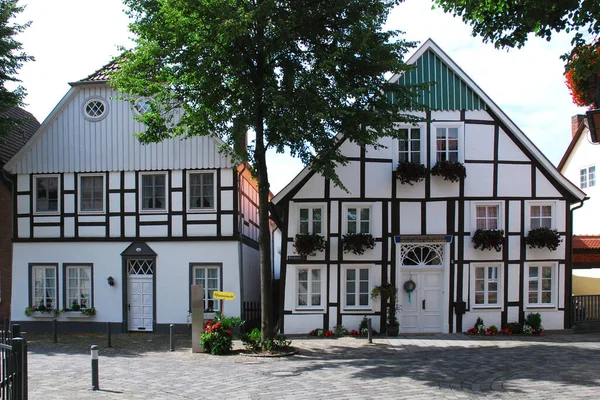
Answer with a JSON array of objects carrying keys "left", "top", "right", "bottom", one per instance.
[{"left": 127, "top": 259, "right": 154, "bottom": 331}]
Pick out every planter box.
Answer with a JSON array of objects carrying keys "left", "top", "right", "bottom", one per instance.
[
  {"left": 63, "top": 311, "right": 91, "bottom": 318},
  {"left": 30, "top": 311, "right": 56, "bottom": 318}
]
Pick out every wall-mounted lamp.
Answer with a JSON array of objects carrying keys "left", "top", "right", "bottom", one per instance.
[{"left": 107, "top": 276, "right": 115, "bottom": 287}]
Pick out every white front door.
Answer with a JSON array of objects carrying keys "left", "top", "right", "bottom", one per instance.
[
  {"left": 399, "top": 271, "right": 443, "bottom": 333},
  {"left": 128, "top": 276, "right": 153, "bottom": 331}
]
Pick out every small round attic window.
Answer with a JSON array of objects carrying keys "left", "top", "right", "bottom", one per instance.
[
  {"left": 84, "top": 98, "right": 108, "bottom": 121},
  {"left": 133, "top": 98, "right": 151, "bottom": 116}
]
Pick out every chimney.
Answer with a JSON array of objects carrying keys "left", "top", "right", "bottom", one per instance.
[{"left": 572, "top": 114, "right": 585, "bottom": 138}]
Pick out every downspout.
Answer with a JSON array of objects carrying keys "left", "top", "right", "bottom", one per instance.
[
  {"left": 567, "top": 197, "right": 588, "bottom": 328},
  {"left": 237, "top": 164, "right": 247, "bottom": 318}
]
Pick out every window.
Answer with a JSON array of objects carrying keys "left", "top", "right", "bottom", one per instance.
[
  {"left": 188, "top": 172, "right": 215, "bottom": 210},
  {"left": 346, "top": 207, "right": 370, "bottom": 234},
  {"left": 134, "top": 98, "right": 151, "bottom": 115},
  {"left": 35, "top": 176, "right": 59, "bottom": 213},
  {"left": 65, "top": 265, "right": 92, "bottom": 309},
  {"left": 299, "top": 207, "right": 322, "bottom": 234},
  {"left": 192, "top": 265, "right": 221, "bottom": 312},
  {"left": 398, "top": 127, "right": 421, "bottom": 163},
  {"left": 297, "top": 267, "right": 323, "bottom": 308},
  {"left": 529, "top": 204, "right": 552, "bottom": 229},
  {"left": 141, "top": 173, "right": 166, "bottom": 211},
  {"left": 580, "top": 166, "right": 596, "bottom": 189},
  {"left": 344, "top": 267, "right": 370, "bottom": 309},
  {"left": 475, "top": 205, "right": 499, "bottom": 230},
  {"left": 83, "top": 98, "right": 108, "bottom": 121},
  {"left": 435, "top": 126, "right": 459, "bottom": 162},
  {"left": 473, "top": 265, "right": 499, "bottom": 306},
  {"left": 79, "top": 175, "right": 104, "bottom": 212},
  {"left": 31, "top": 265, "right": 57, "bottom": 309},
  {"left": 527, "top": 264, "right": 554, "bottom": 306}
]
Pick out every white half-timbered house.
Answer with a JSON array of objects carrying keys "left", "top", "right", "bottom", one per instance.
[
  {"left": 5, "top": 61, "right": 261, "bottom": 333},
  {"left": 271, "top": 40, "right": 586, "bottom": 335}
]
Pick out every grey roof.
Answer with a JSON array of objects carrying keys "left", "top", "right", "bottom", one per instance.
[{"left": 0, "top": 107, "right": 40, "bottom": 166}]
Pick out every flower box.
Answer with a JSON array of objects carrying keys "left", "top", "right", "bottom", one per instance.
[
  {"left": 395, "top": 161, "right": 427, "bottom": 185},
  {"left": 30, "top": 311, "right": 57, "bottom": 318},
  {"left": 431, "top": 160, "right": 466, "bottom": 182},
  {"left": 525, "top": 227, "right": 562, "bottom": 251},
  {"left": 342, "top": 233, "right": 375, "bottom": 255},
  {"left": 472, "top": 229, "right": 504, "bottom": 252},
  {"left": 63, "top": 311, "right": 91, "bottom": 318},
  {"left": 294, "top": 233, "right": 326, "bottom": 257}
]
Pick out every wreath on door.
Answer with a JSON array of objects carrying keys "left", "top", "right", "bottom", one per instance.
[{"left": 404, "top": 279, "right": 416, "bottom": 304}]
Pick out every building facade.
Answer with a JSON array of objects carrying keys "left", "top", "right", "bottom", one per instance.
[
  {"left": 5, "top": 62, "right": 260, "bottom": 333},
  {"left": 272, "top": 40, "right": 586, "bottom": 335}
]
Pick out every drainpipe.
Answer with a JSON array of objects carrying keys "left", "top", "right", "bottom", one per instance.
[
  {"left": 237, "top": 164, "right": 247, "bottom": 318},
  {"left": 567, "top": 197, "right": 588, "bottom": 328}
]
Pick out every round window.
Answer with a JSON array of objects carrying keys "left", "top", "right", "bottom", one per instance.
[
  {"left": 133, "top": 98, "right": 151, "bottom": 116},
  {"left": 83, "top": 98, "right": 108, "bottom": 121}
]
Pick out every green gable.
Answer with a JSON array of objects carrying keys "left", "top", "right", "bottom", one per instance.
[{"left": 389, "top": 49, "right": 487, "bottom": 111}]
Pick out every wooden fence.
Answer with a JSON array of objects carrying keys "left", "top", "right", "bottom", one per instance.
[{"left": 0, "top": 325, "right": 27, "bottom": 399}]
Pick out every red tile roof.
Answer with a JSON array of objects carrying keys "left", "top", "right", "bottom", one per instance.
[
  {"left": 573, "top": 235, "right": 600, "bottom": 250},
  {"left": 73, "top": 58, "right": 121, "bottom": 85}
]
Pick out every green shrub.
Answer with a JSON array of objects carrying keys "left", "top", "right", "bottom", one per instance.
[
  {"left": 431, "top": 160, "right": 467, "bottom": 182},
  {"left": 333, "top": 324, "right": 349, "bottom": 337},
  {"left": 200, "top": 312, "right": 244, "bottom": 355},
  {"left": 525, "top": 227, "right": 562, "bottom": 251},
  {"left": 241, "top": 328, "right": 263, "bottom": 351},
  {"left": 342, "top": 233, "right": 376, "bottom": 255},
  {"left": 506, "top": 322, "right": 522, "bottom": 334},
  {"left": 525, "top": 313, "right": 542, "bottom": 331},
  {"left": 472, "top": 229, "right": 504, "bottom": 252}
]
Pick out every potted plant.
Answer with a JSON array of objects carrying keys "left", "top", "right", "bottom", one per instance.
[
  {"left": 395, "top": 161, "right": 428, "bottom": 185},
  {"left": 80, "top": 307, "right": 96, "bottom": 316},
  {"left": 472, "top": 229, "right": 504, "bottom": 252},
  {"left": 371, "top": 282, "right": 399, "bottom": 336},
  {"left": 294, "top": 233, "right": 326, "bottom": 257},
  {"left": 342, "top": 233, "right": 375, "bottom": 255},
  {"left": 431, "top": 160, "right": 466, "bottom": 182},
  {"left": 525, "top": 227, "right": 562, "bottom": 251},
  {"left": 70, "top": 301, "right": 81, "bottom": 311}
]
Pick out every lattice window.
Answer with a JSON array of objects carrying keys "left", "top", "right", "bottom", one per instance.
[
  {"left": 127, "top": 259, "right": 154, "bottom": 275},
  {"left": 400, "top": 244, "right": 444, "bottom": 266}
]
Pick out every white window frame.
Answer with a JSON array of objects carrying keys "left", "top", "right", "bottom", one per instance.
[
  {"left": 192, "top": 265, "right": 221, "bottom": 312},
  {"left": 78, "top": 174, "right": 105, "bottom": 214},
  {"left": 471, "top": 201, "right": 503, "bottom": 232},
  {"left": 83, "top": 97, "right": 109, "bottom": 122},
  {"left": 30, "top": 264, "right": 58, "bottom": 310},
  {"left": 132, "top": 97, "right": 151, "bottom": 117},
  {"left": 297, "top": 204, "right": 325, "bottom": 235},
  {"left": 344, "top": 205, "right": 372, "bottom": 234},
  {"left": 187, "top": 170, "right": 217, "bottom": 212},
  {"left": 430, "top": 122, "right": 464, "bottom": 166},
  {"left": 295, "top": 266, "right": 325, "bottom": 310},
  {"left": 392, "top": 123, "right": 426, "bottom": 167},
  {"left": 64, "top": 264, "right": 93, "bottom": 310},
  {"left": 397, "top": 125, "right": 424, "bottom": 164},
  {"left": 525, "top": 262, "right": 557, "bottom": 308},
  {"left": 139, "top": 172, "right": 168, "bottom": 213},
  {"left": 470, "top": 263, "right": 502, "bottom": 308},
  {"left": 33, "top": 175, "right": 60, "bottom": 215},
  {"left": 526, "top": 201, "right": 555, "bottom": 231},
  {"left": 342, "top": 266, "right": 372, "bottom": 310},
  {"left": 580, "top": 165, "right": 596, "bottom": 189}
]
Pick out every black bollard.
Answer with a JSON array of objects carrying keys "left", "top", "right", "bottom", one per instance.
[
  {"left": 91, "top": 345, "right": 99, "bottom": 390},
  {"left": 107, "top": 322, "right": 112, "bottom": 348},
  {"left": 53, "top": 319, "right": 58, "bottom": 343},
  {"left": 11, "top": 323, "right": 20, "bottom": 338},
  {"left": 367, "top": 318, "right": 373, "bottom": 344},
  {"left": 170, "top": 324, "right": 175, "bottom": 352},
  {"left": 3, "top": 316, "right": 8, "bottom": 334}
]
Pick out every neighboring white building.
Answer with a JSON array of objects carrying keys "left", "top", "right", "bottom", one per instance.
[
  {"left": 5, "top": 61, "right": 261, "bottom": 333},
  {"left": 272, "top": 40, "right": 586, "bottom": 335}
]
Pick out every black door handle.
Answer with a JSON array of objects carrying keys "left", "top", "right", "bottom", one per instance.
[{"left": 422, "top": 299, "right": 426, "bottom": 310}]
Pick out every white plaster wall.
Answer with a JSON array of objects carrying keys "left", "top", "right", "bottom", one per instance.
[
  {"left": 109, "top": 193, "right": 120, "bottom": 213},
  {"left": 497, "top": 128, "right": 529, "bottom": 162},
  {"left": 507, "top": 264, "right": 520, "bottom": 302},
  {"left": 497, "top": 164, "right": 531, "bottom": 197},
  {"left": 17, "top": 174, "right": 29, "bottom": 191},
  {"left": 464, "top": 110, "right": 493, "bottom": 121},
  {"left": 342, "top": 315, "right": 380, "bottom": 332},
  {"left": 17, "top": 195, "right": 29, "bottom": 214},
  {"left": 508, "top": 201, "right": 522, "bottom": 233},
  {"left": 330, "top": 161, "right": 360, "bottom": 198},
  {"left": 108, "top": 172, "right": 120, "bottom": 189},
  {"left": 399, "top": 202, "right": 421, "bottom": 234},
  {"left": 329, "top": 265, "right": 338, "bottom": 304},
  {"left": 365, "top": 162, "right": 392, "bottom": 198},
  {"left": 535, "top": 169, "right": 561, "bottom": 197},
  {"left": 338, "top": 139, "right": 361, "bottom": 158},
  {"left": 431, "top": 111, "right": 461, "bottom": 121},
  {"left": 464, "top": 124, "right": 494, "bottom": 161},
  {"left": 430, "top": 179, "right": 459, "bottom": 198},
  {"left": 295, "top": 174, "right": 325, "bottom": 199},
  {"left": 187, "top": 224, "right": 217, "bottom": 236},
  {"left": 396, "top": 179, "right": 426, "bottom": 198},
  {"left": 33, "top": 226, "right": 60, "bottom": 238},
  {"left": 284, "top": 314, "right": 324, "bottom": 334},
  {"left": 464, "top": 164, "right": 494, "bottom": 197},
  {"left": 12, "top": 241, "right": 246, "bottom": 325},
  {"left": 508, "top": 236, "right": 521, "bottom": 261},
  {"left": 525, "top": 239, "right": 565, "bottom": 260},
  {"left": 425, "top": 201, "right": 446, "bottom": 234},
  {"left": 507, "top": 306, "right": 520, "bottom": 323},
  {"left": 17, "top": 217, "right": 29, "bottom": 238},
  {"left": 63, "top": 173, "right": 75, "bottom": 191},
  {"left": 79, "top": 226, "right": 106, "bottom": 237},
  {"left": 526, "top": 310, "right": 564, "bottom": 330}
]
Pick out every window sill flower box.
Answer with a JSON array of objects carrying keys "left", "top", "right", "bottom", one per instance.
[
  {"left": 29, "top": 311, "right": 58, "bottom": 318},
  {"left": 431, "top": 160, "right": 467, "bottom": 182},
  {"left": 63, "top": 307, "right": 96, "bottom": 317},
  {"left": 294, "top": 233, "right": 326, "bottom": 257},
  {"left": 342, "top": 233, "right": 375, "bottom": 255},
  {"left": 395, "top": 161, "right": 428, "bottom": 185}
]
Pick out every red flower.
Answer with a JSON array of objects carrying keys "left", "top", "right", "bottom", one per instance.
[
  {"left": 227, "top": 329, "right": 232, "bottom": 335},
  {"left": 214, "top": 322, "right": 221, "bottom": 329}
]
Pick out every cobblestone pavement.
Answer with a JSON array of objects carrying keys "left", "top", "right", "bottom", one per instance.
[{"left": 23, "top": 331, "right": 600, "bottom": 399}]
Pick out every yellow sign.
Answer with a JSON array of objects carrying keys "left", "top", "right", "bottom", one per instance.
[{"left": 213, "top": 291, "right": 236, "bottom": 300}]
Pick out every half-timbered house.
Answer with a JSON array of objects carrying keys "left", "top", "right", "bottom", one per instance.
[
  {"left": 272, "top": 40, "right": 586, "bottom": 335},
  {"left": 5, "top": 61, "right": 261, "bottom": 333}
]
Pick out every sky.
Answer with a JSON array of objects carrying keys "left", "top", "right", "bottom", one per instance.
[{"left": 14, "top": 0, "right": 588, "bottom": 194}]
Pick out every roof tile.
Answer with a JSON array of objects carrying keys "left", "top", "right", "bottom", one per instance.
[
  {"left": 573, "top": 235, "right": 600, "bottom": 250},
  {"left": 0, "top": 108, "right": 40, "bottom": 165}
]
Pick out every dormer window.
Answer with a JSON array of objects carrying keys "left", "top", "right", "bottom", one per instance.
[{"left": 83, "top": 98, "right": 108, "bottom": 121}]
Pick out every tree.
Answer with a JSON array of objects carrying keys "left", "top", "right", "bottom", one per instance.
[
  {"left": 111, "top": 0, "right": 423, "bottom": 345},
  {"left": 432, "top": 0, "right": 600, "bottom": 106},
  {"left": 0, "top": 0, "right": 33, "bottom": 133}
]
